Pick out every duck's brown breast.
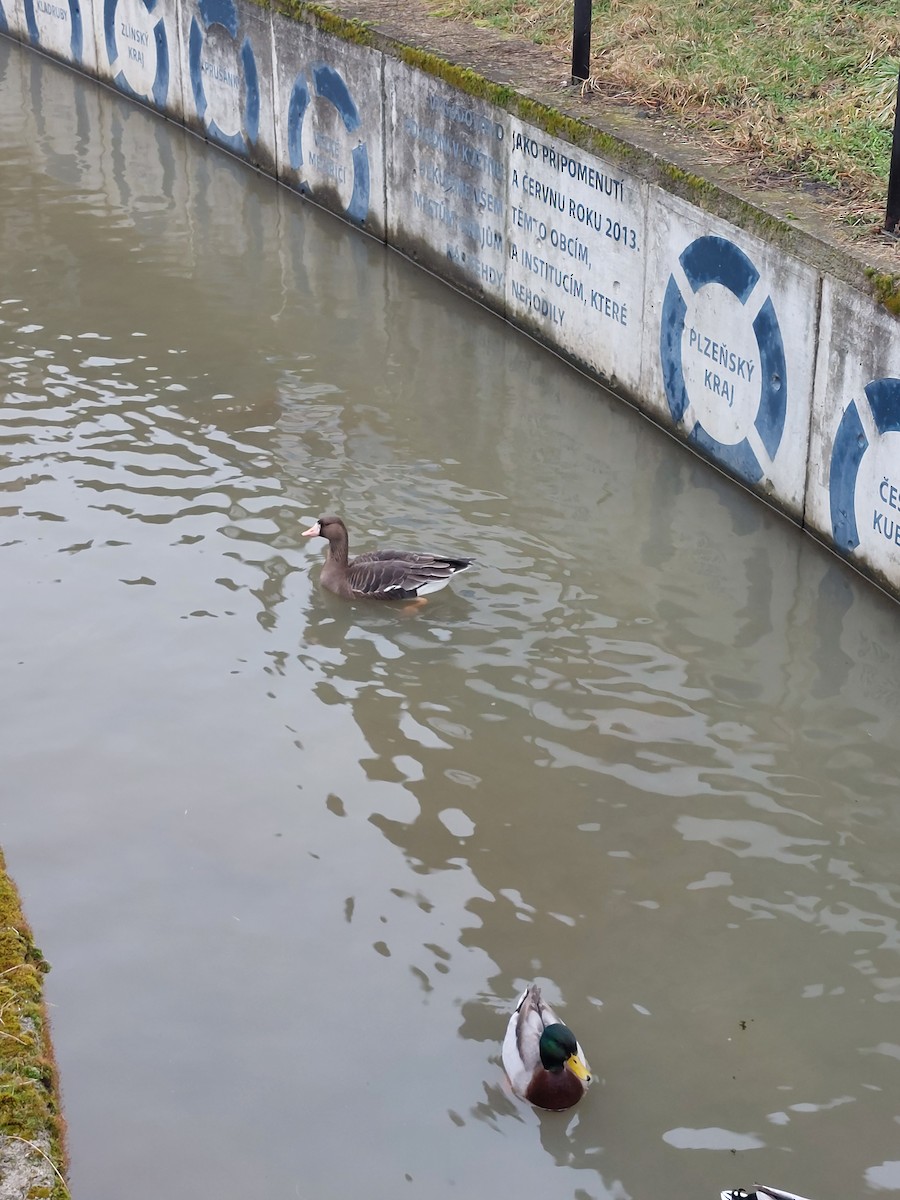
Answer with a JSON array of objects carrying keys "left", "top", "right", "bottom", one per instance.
[{"left": 524, "top": 1067, "right": 585, "bottom": 1111}]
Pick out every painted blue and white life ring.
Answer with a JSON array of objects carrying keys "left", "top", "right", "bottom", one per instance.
[
  {"left": 287, "top": 63, "right": 370, "bottom": 224},
  {"left": 103, "top": 0, "right": 169, "bottom": 108},
  {"left": 660, "top": 235, "right": 787, "bottom": 486},
  {"left": 830, "top": 377, "right": 900, "bottom": 555},
  {"left": 24, "top": 0, "right": 83, "bottom": 63},
  {"left": 188, "top": 0, "right": 259, "bottom": 158}
]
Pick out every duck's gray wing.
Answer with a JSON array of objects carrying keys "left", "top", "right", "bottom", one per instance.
[{"left": 513, "top": 985, "right": 546, "bottom": 1067}]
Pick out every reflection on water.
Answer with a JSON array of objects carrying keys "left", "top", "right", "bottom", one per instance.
[{"left": 4, "top": 36, "right": 900, "bottom": 1200}]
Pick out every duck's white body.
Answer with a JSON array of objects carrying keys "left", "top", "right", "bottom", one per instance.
[{"left": 502, "top": 985, "right": 591, "bottom": 1109}]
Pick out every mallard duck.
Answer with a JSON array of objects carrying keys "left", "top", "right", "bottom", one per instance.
[
  {"left": 502, "top": 984, "right": 591, "bottom": 1111},
  {"left": 302, "top": 514, "right": 473, "bottom": 600},
  {"left": 722, "top": 1188, "right": 813, "bottom": 1200}
]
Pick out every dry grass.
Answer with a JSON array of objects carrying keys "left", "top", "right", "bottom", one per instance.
[{"left": 430, "top": 0, "right": 900, "bottom": 225}]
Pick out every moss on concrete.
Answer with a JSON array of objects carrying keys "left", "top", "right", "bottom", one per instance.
[
  {"left": 272, "top": 0, "right": 377, "bottom": 46},
  {"left": 0, "top": 849, "right": 67, "bottom": 1199},
  {"left": 394, "top": 43, "right": 512, "bottom": 105},
  {"left": 865, "top": 269, "right": 900, "bottom": 318}
]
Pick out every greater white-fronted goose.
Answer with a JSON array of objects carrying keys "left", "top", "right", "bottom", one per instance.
[
  {"left": 302, "top": 514, "right": 473, "bottom": 600},
  {"left": 501, "top": 984, "right": 592, "bottom": 1111}
]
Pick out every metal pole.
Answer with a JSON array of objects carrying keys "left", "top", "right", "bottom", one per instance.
[
  {"left": 886, "top": 65, "right": 900, "bottom": 233},
  {"left": 571, "top": 0, "right": 592, "bottom": 85}
]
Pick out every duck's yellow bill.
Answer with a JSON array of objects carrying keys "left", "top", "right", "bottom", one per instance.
[{"left": 565, "top": 1054, "right": 591, "bottom": 1083}]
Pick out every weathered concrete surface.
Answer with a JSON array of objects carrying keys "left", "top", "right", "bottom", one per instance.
[
  {"left": 0, "top": 849, "right": 66, "bottom": 1200},
  {"left": 92, "top": 0, "right": 186, "bottom": 121},
  {"left": 806, "top": 278, "right": 900, "bottom": 590},
  {"left": 272, "top": 10, "right": 387, "bottom": 237},
  {"left": 179, "top": 0, "right": 277, "bottom": 171},
  {"left": 3, "top": 0, "right": 99, "bottom": 75},
  {"left": 506, "top": 117, "right": 649, "bottom": 399},
  {"left": 385, "top": 59, "right": 508, "bottom": 303},
  {"left": 0, "top": 1137, "right": 58, "bottom": 1200},
  {"left": 640, "top": 187, "right": 820, "bottom": 521}
]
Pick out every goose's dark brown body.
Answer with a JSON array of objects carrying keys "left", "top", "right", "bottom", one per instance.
[{"left": 303, "top": 515, "right": 472, "bottom": 600}]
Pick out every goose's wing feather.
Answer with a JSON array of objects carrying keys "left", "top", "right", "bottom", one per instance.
[
  {"left": 722, "top": 1189, "right": 815, "bottom": 1200},
  {"left": 347, "top": 551, "right": 473, "bottom": 598},
  {"left": 353, "top": 549, "right": 473, "bottom": 569}
]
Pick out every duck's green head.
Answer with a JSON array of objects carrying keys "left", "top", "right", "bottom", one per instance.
[{"left": 539, "top": 1023, "right": 591, "bottom": 1081}]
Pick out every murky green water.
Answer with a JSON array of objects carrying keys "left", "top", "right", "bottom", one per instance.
[{"left": 3, "top": 37, "right": 900, "bottom": 1200}]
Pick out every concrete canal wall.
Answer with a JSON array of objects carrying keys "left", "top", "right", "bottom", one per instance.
[{"left": 2, "top": 0, "right": 900, "bottom": 598}]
